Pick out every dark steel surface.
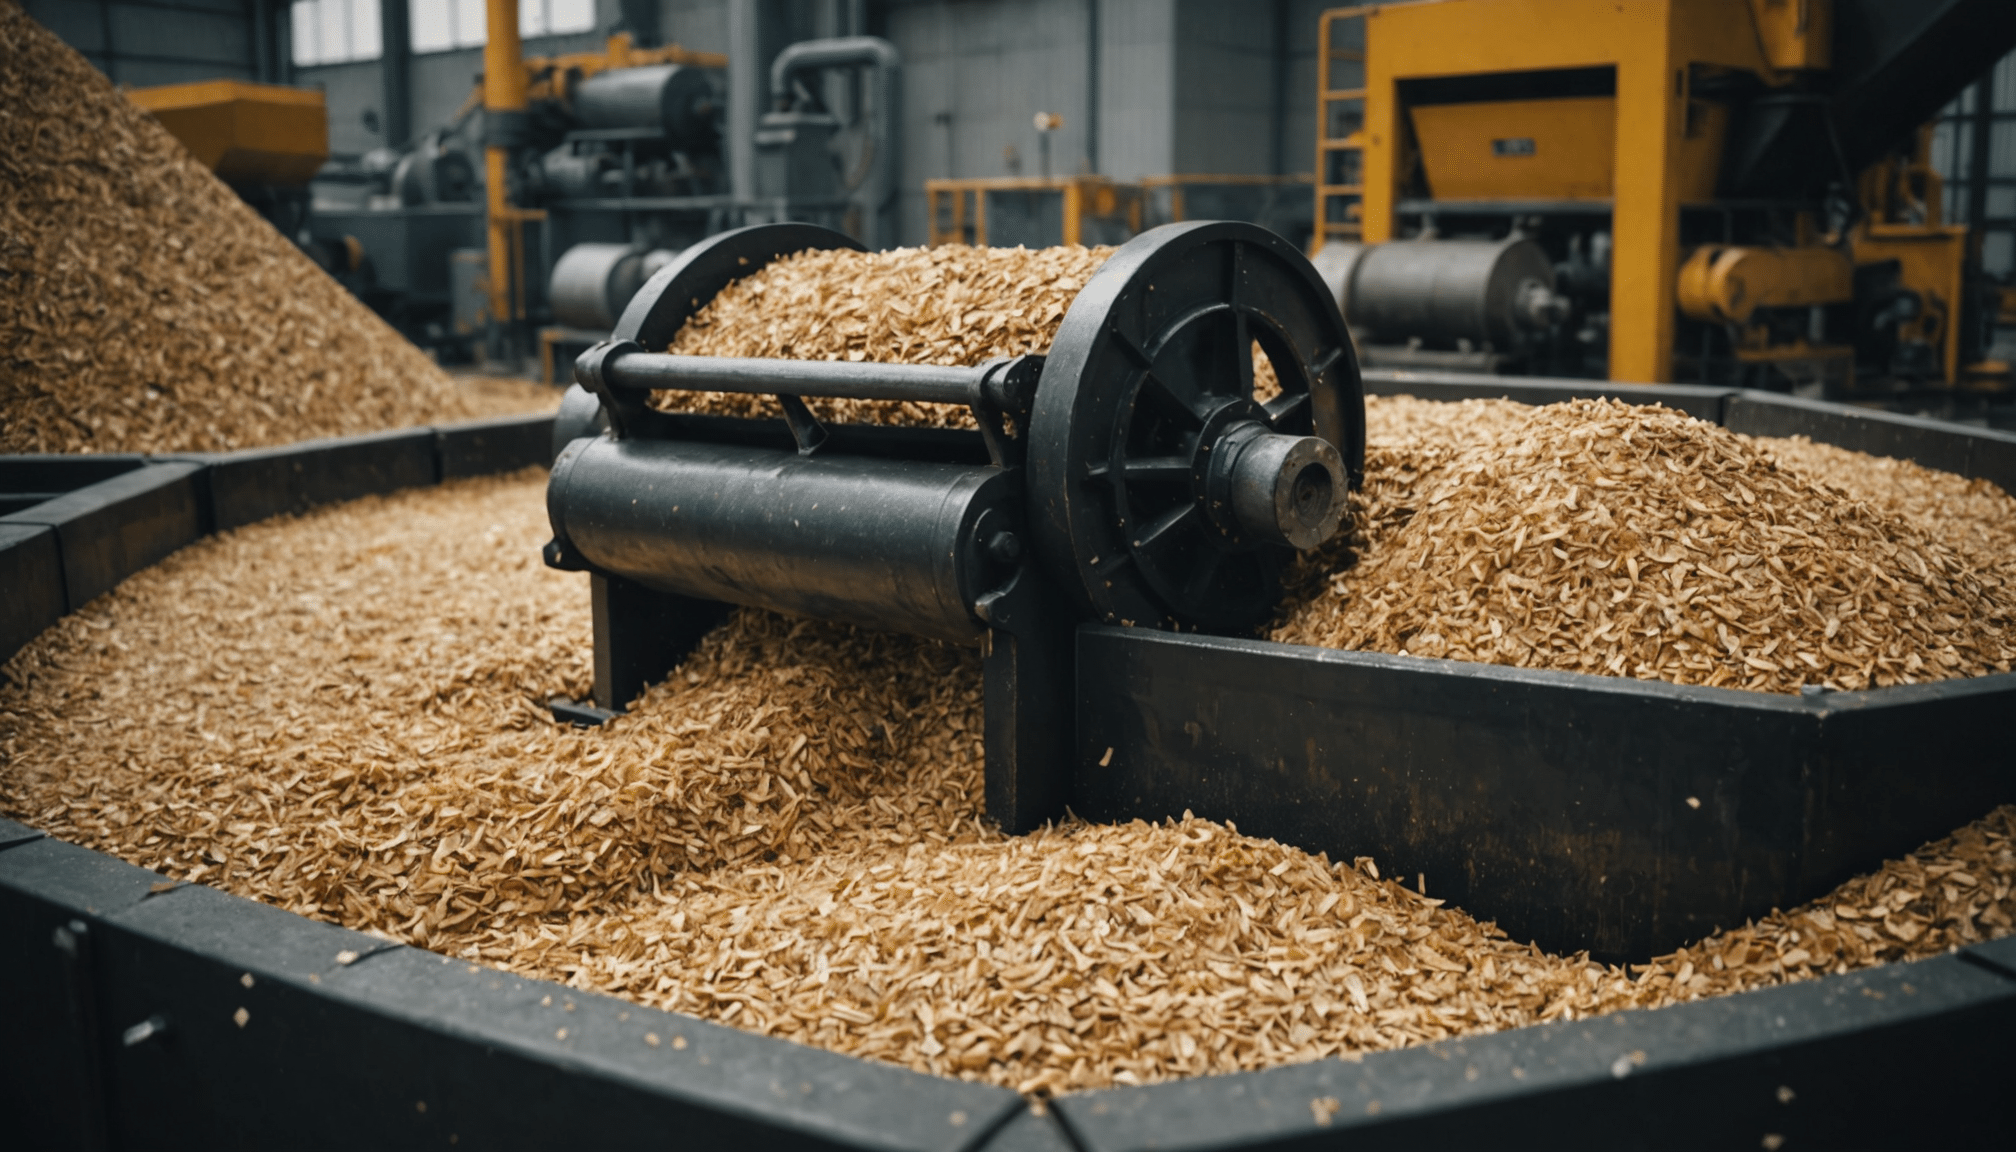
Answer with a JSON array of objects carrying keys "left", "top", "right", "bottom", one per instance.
[
  {"left": 169, "top": 428, "right": 440, "bottom": 532},
  {"left": 0, "top": 455, "right": 148, "bottom": 496},
  {"left": 599, "top": 348, "right": 991, "bottom": 405},
  {"left": 0, "top": 462, "right": 204, "bottom": 613},
  {"left": 574, "top": 63, "right": 722, "bottom": 144},
  {"left": 1053, "top": 951, "right": 2016, "bottom": 1151},
  {"left": 1075, "top": 627, "right": 2016, "bottom": 961},
  {"left": 1337, "top": 237, "right": 1557, "bottom": 345},
  {"left": 1723, "top": 391, "right": 2016, "bottom": 494},
  {"left": 435, "top": 413, "right": 558, "bottom": 480},
  {"left": 552, "top": 383, "right": 610, "bottom": 461},
  {"left": 550, "top": 435, "right": 1016, "bottom": 646},
  {"left": 1029, "top": 221, "right": 1365, "bottom": 633},
  {"left": 1829, "top": 0, "right": 2016, "bottom": 174},
  {"left": 589, "top": 573, "right": 731, "bottom": 713},
  {"left": 982, "top": 1110, "right": 1077, "bottom": 1152},
  {"left": 0, "top": 523, "right": 65, "bottom": 664}
]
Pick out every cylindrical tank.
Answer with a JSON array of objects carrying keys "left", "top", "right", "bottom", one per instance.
[
  {"left": 549, "top": 244, "right": 679, "bottom": 330},
  {"left": 547, "top": 437, "right": 1016, "bottom": 645},
  {"left": 572, "top": 64, "right": 720, "bottom": 147},
  {"left": 1315, "top": 238, "right": 1563, "bottom": 345}
]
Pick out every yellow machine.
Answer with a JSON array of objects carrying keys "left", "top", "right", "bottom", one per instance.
[
  {"left": 126, "top": 79, "right": 329, "bottom": 187},
  {"left": 1313, "top": 0, "right": 2016, "bottom": 389}
]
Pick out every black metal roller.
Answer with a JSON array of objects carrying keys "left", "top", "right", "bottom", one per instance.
[{"left": 1027, "top": 221, "right": 1364, "bottom": 633}]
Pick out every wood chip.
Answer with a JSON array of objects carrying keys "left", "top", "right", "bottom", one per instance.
[
  {"left": 1274, "top": 396, "right": 2016, "bottom": 694},
  {"left": 0, "top": 6, "right": 550, "bottom": 454}
]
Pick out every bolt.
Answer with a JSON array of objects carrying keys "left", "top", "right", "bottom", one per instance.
[{"left": 986, "top": 531, "right": 1022, "bottom": 563}]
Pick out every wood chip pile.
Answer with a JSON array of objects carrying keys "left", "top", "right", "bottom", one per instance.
[
  {"left": 0, "top": 4, "right": 547, "bottom": 454},
  {"left": 1274, "top": 396, "right": 2016, "bottom": 693},
  {"left": 1753, "top": 433, "right": 2016, "bottom": 578},
  {"left": 4, "top": 464, "right": 2010, "bottom": 1097},
  {"left": 654, "top": 244, "right": 1113, "bottom": 428}
]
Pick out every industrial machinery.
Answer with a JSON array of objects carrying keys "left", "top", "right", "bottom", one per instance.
[
  {"left": 310, "top": 0, "right": 902, "bottom": 367},
  {"left": 125, "top": 80, "right": 354, "bottom": 273},
  {"left": 1312, "top": 0, "right": 2016, "bottom": 391},
  {"left": 543, "top": 220, "right": 1365, "bottom": 833}
]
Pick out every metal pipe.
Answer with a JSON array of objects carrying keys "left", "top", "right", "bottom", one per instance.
[
  {"left": 483, "top": 0, "right": 527, "bottom": 354},
  {"left": 767, "top": 36, "right": 900, "bottom": 248},
  {"left": 596, "top": 349, "right": 989, "bottom": 405},
  {"left": 1085, "top": 0, "right": 1099, "bottom": 174},
  {"left": 727, "top": 0, "right": 761, "bottom": 206},
  {"left": 548, "top": 437, "right": 1014, "bottom": 645},
  {"left": 381, "top": 0, "right": 412, "bottom": 150},
  {"left": 768, "top": 37, "right": 900, "bottom": 105}
]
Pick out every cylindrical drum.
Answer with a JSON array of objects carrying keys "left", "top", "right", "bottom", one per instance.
[
  {"left": 548, "top": 437, "right": 1017, "bottom": 645},
  {"left": 572, "top": 64, "right": 720, "bottom": 146},
  {"left": 1318, "top": 237, "right": 1557, "bottom": 345},
  {"left": 550, "top": 244, "right": 679, "bottom": 330}
]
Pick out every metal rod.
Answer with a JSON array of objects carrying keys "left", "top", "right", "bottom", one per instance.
[{"left": 601, "top": 351, "right": 986, "bottom": 405}]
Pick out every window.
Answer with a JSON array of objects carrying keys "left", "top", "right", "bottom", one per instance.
[
  {"left": 291, "top": 0, "right": 382, "bottom": 67},
  {"left": 410, "top": 0, "right": 598, "bottom": 55},
  {"left": 412, "top": 0, "right": 486, "bottom": 54},
  {"left": 522, "top": 0, "right": 597, "bottom": 39}
]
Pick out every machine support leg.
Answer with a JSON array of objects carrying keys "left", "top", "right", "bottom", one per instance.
[
  {"left": 591, "top": 574, "right": 730, "bottom": 713},
  {"left": 983, "top": 610, "right": 1075, "bottom": 835}
]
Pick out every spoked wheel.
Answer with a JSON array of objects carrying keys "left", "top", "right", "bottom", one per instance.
[{"left": 1029, "top": 221, "right": 1364, "bottom": 632}]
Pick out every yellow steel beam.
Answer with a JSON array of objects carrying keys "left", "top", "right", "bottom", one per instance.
[
  {"left": 1354, "top": 0, "right": 1774, "bottom": 383},
  {"left": 484, "top": 0, "right": 528, "bottom": 341}
]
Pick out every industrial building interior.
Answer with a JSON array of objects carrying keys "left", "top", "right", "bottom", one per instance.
[{"left": 3, "top": 0, "right": 2015, "bottom": 1147}]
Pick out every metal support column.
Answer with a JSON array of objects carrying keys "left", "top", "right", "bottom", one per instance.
[
  {"left": 382, "top": 0, "right": 412, "bottom": 150},
  {"left": 483, "top": 0, "right": 528, "bottom": 363}
]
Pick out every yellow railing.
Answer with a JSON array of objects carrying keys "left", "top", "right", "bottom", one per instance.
[{"left": 926, "top": 177, "right": 1143, "bottom": 247}]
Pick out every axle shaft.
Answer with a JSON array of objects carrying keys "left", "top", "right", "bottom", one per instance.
[{"left": 577, "top": 340, "right": 1040, "bottom": 410}]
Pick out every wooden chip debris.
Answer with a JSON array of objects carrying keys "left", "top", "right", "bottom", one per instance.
[
  {"left": 2, "top": 469, "right": 2010, "bottom": 1098},
  {"left": 652, "top": 244, "right": 1113, "bottom": 428},
  {"left": 1274, "top": 396, "right": 2016, "bottom": 693},
  {"left": 0, "top": 5, "right": 550, "bottom": 454}
]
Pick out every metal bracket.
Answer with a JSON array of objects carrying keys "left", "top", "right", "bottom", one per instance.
[
  {"left": 591, "top": 574, "right": 732, "bottom": 714},
  {"left": 777, "top": 394, "right": 830, "bottom": 455},
  {"left": 573, "top": 339, "right": 653, "bottom": 439},
  {"left": 973, "top": 567, "right": 1075, "bottom": 834},
  {"left": 970, "top": 355, "right": 1042, "bottom": 468},
  {"left": 52, "top": 919, "right": 111, "bottom": 1152}
]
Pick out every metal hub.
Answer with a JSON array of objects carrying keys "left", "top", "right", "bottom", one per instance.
[{"left": 1028, "top": 221, "right": 1364, "bottom": 632}]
